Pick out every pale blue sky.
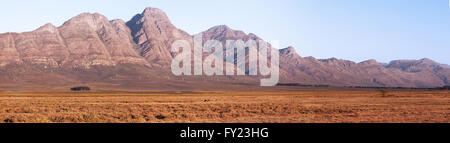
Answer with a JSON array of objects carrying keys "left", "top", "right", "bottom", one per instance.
[{"left": 0, "top": 0, "right": 449, "bottom": 64}]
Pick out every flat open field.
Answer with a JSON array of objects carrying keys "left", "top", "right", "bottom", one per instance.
[{"left": 0, "top": 89, "right": 448, "bottom": 123}]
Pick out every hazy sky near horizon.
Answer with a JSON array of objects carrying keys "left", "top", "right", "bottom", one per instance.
[{"left": 0, "top": 0, "right": 449, "bottom": 64}]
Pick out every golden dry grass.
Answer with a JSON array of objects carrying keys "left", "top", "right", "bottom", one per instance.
[{"left": 0, "top": 90, "right": 448, "bottom": 123}]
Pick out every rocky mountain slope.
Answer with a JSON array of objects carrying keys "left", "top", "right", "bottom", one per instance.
[
  {"left": 126, "top": 7, "right": 193, "bottom": 67},
  {"left": 0, "top": 7, "right": 448, "bottom": 89},
  {"left": 278, "top": 47, "right": 448, "bottom": 87}
]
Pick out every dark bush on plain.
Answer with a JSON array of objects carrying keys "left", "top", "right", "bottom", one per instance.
[{"left": 71, "top": 86, "right": 91, "bottom": 91}]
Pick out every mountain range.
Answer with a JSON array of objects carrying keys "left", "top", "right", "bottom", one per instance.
[{"left": 0, "top": 7, "right": 448, "bottom": 90}]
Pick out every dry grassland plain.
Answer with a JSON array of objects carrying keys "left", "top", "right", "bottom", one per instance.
[{"left": 0, "top": 89, "right": 448, "bottom": 123}]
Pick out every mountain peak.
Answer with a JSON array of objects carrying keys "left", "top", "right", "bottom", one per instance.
[
  {"left": 419, "top": 58, "right": 437, "bottom": 64},
  {"left": 35, "top": 23, "right": 58, "bottom": 33},
  {"left": 206, "top": 25, "right": 235, "bottom": 33},
  {"left": 280, "top": 46, "right": 295, "bottom": 53},
  {"left": 110, "top": 19, "right": 125, "bottom": 23},
  {"left": 248, "top": 33, "right": 259, "bottom": 38},
  {"left": 141, "top": 7, "right": 169, "bottom": 21},
  {"left": 62, "top": 12, "right": 109, "bottom": 29},
  {"left": 211, "top": 25, "right": 231, "bottom": 30},
  {"left": 279, "top": 46, "right": 300, "bottom": 57},
  {"left": 127, "top": 7, "right": 179, "bottom": 42},
  {"left": 359, "top": 59, "right": 380, "bottom": 66},
  {"left": 143, "top": 7, "right": 164, "bottom": 14},
  {"left": 364, "top": 59, "right": 377, "bottom": 63},
  {"left": 72, "top": 12, "right": 106, "bottom": 20},
  {"left": 125, "top": 7, "right": 192, "bottom": 65},
  {"left": 41, "top": 23, "right": 56, "bottom": 28},
  {"left": 202, "top": 25, "right": 250, "bottom": 41}
]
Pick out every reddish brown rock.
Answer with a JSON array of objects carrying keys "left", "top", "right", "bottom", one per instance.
[
  {"left": 0, "top": 33, "right": 22, "bottom": 67},
  {"left": 278, "top": 46, "right": 449, "bottom": 87},
  {"left": 57, "top": 13, "right": 115, "bottom": 68},
  {"left": 202, "top": 25, "right": 260, "bottom": 42},
  {"left": 0, "top": 7, "right": 448, "bottom": 88},
  {"left": 100, "top": 19, "right": 149, "bottom": 66},
  {"left": 127, "top": 7, "right": 193, "bottom": 67},
  {"left": 58, "top": 13, "right": 149, "bottom": 68},
  {"left": 13, "top": 23, "right": 68, "bottom": 68}
]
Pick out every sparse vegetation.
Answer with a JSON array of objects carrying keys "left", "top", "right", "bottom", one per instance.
[
  {"left": 155, "top": 114, "right": 166, "bottom": 120},
  {"left": 0, "top": 90, "right": 448, "bottom": 123},
  {"left": 380, "top": 90, "right": 388, "bottom": 97},
  {"left": 70, "top": 86, "right": 91, "bottom": 91}
]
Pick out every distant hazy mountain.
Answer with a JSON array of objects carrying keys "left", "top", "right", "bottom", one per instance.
[{"left": 0, "top": 7, "right": 448, "bottom": 89}]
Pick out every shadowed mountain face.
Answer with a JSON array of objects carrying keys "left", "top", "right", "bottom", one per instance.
[
  {"left": 126, "top": 7, "right": 193, "bottom": 68},
  {"left": 0, "top": 7, "right": 448, "bottom": 89}
]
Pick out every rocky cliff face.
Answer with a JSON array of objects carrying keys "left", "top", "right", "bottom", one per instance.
[
  {"left": 0, "top": 12, "right": 150, "bottom": 69},
  {"left": 0, "top": 33, "right": 22, "bottom": 67},
  {"left": 126, "top": 7, "right": 193, "bottom": 67},
  {"left": 0, "top": 7, "right": 448, "bottom": 89},
  {"left": 13, "top": 23, "right": 68, "bottom": 68},
  {"left": 202, "top": 25, "right": 261, "bottom": 43},
  {"left": 199, "top": 25, "right": 449, "bottom": 87},
  {"left": 278, "top": 46, "right": 449, "bottom": 87},
  {"left": 386, "top": 58, "right": 450, "bottom": 85},
  {"left": 58, "top": 13, "right": 149, "bottom": 68}
]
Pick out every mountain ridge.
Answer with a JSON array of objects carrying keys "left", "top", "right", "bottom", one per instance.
[{"left": 0, "top": 7, "right": 448, "bottom": 89}]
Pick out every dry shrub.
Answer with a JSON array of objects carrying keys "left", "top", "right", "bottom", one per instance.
[{"left": 0, "top": 90, "right": 448, "bottom": 123}]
